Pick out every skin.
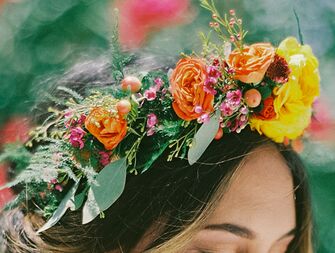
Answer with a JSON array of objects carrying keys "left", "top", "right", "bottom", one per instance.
[
  {"left": 185, "top": 145, "right": 296, "bottom": 253},
  {"left": 123, "top": 144, "right": 296, "bottom": 253}
]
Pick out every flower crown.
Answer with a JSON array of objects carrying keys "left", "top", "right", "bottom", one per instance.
[{"left": 0, "top": 0, "right": 320, "bottom": 232}]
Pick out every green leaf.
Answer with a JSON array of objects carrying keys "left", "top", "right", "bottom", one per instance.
[
  {"left": 82, "top": 188, "right": 100, "bottom": 224},
  {"left": 92, "top": 157, "right": 127, "bottom": 210},
  {"left": 258, "top": 86, "right": 272, "bottom": 99},
  {"left": 71, "top": 187, "right": 89, "bottom": 211},
  {"left": 82, "top": 158, "right": 127, "bottom": 224},
  {"left": 188, "top": 111, "right": 221, "bottom": 165},
  {"left": 37, "top": 181, "right": 80, "bottom": 233}
]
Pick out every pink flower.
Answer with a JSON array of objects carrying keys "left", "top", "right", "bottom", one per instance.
[
  {"left": 55, "top": 184, "right": 63, "bottom": 192},
  {"left": 147, "top": 113, "right": 158, "bottom": 128},
  {"left": 147, "top": 113, "right": 158, "bottom": 136},
  {"left": 50, "top": 178, "right": 58, "bottom": 184},
  {"left": 116, "top": 0, "right": 192, "bottom": 48},
  {"left": 0, "top": 163, "right": 14, "bottom": 209},
  {"left": 226, "top": 89, "right": 242, "bottom": 107},
  {"left": 229, "top": 115, "right": 249, "bottom": 134},
  {"left": 194, "top": 106, "right": 203, "bottom": 114},
  {"left": 197, "top": 113, "right": 210, "bottom": 124},
  {"left": 65, "top": 114, "right": 86, "bottom": 128},
  {"left": 154, "top": 78, "right": 164, "bottom": 90},
  {"left": 68, "top": 127, "right": 86, "bottom": 149},
  {"left": 204, "top": 77, "right": 218, "bottom": 95},
  {"left": 147, "top": 128, "right": 156, "bottom": 136},
  {"left": 77, "top": 114, "right": 87, "bottom": 125},
  {"left": 308, "top": 99, "right": 335, "bottom": 142},
  {"left": 219, "top": 102, "right": 235, "bottom": 117},
  {"left": 203, "top": 65, "right": 222, "bottom": 95},
  {"left": 207, "top": 66, "right": 221, "bottom": 79},
  {"left": 0, "top": 116, "right": 30, "bottom": 146},
  {"left": 64, "top": 109, "right": 74, "bottom": 118},
  {"left": 239, "top": 106, "right": 249, "bottom": 115},
  {"left": 144, "top": 87, "right": 157, "bottom": 101},
  {"left": 99, "top": 151, "right": 111, "bottom": 166}
]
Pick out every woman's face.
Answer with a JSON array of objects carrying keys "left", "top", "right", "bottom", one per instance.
[{"left": 186, "top": 145, "right": 296, "bottom": 253}]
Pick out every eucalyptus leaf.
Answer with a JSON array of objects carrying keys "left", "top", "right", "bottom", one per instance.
[
  {"left": 92, "top": 157, "right": 127, "bottom": 211},
  {"left": 82, "top": 158, "right": 127, "bottom": 224},
  {"left": 71, "top": 187, "right": 89, "bottom": 211},
  {"left": 82, "top": 188, "right": 100, "bottom": 224},
  {"left": 188, "top": 111, "right": 221, "bottom": 165},
  {"left": 37, "top": 181, "right": 80, "bottom": 234}
]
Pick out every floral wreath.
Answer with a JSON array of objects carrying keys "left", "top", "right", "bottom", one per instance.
[{"left": 0, "top": 0, "right": 320, "bottom": 233}]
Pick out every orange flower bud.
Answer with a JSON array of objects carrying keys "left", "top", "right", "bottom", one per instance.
[
  {"left": 117, "top": 100, "right": 132, "bottom": 115},
  {"left": 244, "top": 89, "right": 262, "bottom": 108},
  {"left": 121, "top": 76, "right": 142, "bottom": 93}
]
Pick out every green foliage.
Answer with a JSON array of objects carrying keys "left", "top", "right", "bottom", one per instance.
[
  {"left": 0, "top": 143, "right": 31, "bottom": 173},
  {"left": 109, "top": 9, "right": 134, "bottom": 84},
  {"left": 37, "top": 181, "right": 80, "bottom": 233}
]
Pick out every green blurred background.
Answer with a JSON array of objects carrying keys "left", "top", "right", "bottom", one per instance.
[{"left": 0, "top": 0, "right": 334, "bottom": 252}]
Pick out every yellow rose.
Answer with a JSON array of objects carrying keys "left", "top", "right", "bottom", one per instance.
[
  {"left": 249, "top": 37, "right": 320, "bottom": 142},
  {"left": 276, "top": 37, "right": 320, "bottom": 106},
  {"left": 250, "top": 82, "right": 311, "bottom": 142}
]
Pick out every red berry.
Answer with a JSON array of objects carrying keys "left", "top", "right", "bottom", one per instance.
[
  {"left": 117, "top": 100, "right": 132, "bottom": 115},
  {"left": 244, "top": 89, "right": 262, "bottom": 108},
  {"left": 121, "top": 76, "right": 142, "bottom": 93},
  {"left": 214, "top": 128, "right": 224, "bottom": 140}
]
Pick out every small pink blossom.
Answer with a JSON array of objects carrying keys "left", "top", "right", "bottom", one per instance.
[
  {"left": 147, "top": 128, "right": 156, "bottom": 136},
  {"left": 77, "top": 114, "right": 87, "bottom": 125},
  {"left": 55, "top": 184, "right": 63, "bottom": 192},
  {"left": 194, "top": 106, "right": 203, "bottom": 114},
  {"left": 226, "top": 89, "right": 242, "bottom": 107},
  {"left": 230, "top": 119, "right": 239, "bottom": 132},
  {"left": 197, "top": 113, "right": 210, "bottom": 124},
  {"left": 147, "top": 113, "right": 158, "bottom": 136},
  {"left": 239, "top": 106, "right": 249, "bottom": 115},
  {"left": 203, "top": 82, "right": 217, "bottom": 95},
  {"left": 99, "top": 151, "right": 111, "bottom": 166},
  {"left": 219, "top": 102, "right": 235, "bottom": 117},
  {"left": 50, "top": 178, "right": 58, "bottom": 184},
  {"left": 65, "top": 114, "right": 86, "bottom": 128},
  {"left": 203, "top": 65, "right": 222, "bottom": 95},
  {"left": 64, "top": 109, "right": 74, "bottom": 118},
  {"left": 147, "top": 113, "right": 158, "bottom": 128},
  {"left": 154, "top": 78, "right": 164, "bottom": 90},
  {"left": 207, "top": 66, "right": 221, "bottom": 79},
  {"left": 144, "top": 87, "right": 157, "bottom": 101},
  {"left": 235, "top": 115, "right": 249, "bottom": 133},
  {"left": 68, "top": 127, "right": 86, "bottom": 149}
]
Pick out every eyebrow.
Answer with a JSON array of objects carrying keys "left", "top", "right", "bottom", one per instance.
[{"left": 204, "top": 223, "right": 296, "bottom": 241}]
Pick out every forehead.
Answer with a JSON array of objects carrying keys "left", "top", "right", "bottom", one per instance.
[{"left": 206, "top": 145, "right": 296, "bottom": 239}]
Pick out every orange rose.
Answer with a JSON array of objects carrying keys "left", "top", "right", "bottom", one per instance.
[
  {"left": 170, "top": 57, "right": 214, "bottom": 121},
  {"left": 256, "top": 96, "right": 277, "bottom": 120},
  {"left": 85, "top": 108, "right": 127, "bottom": 150},
  {"left": 228, "top": 43, "right": 275, "bottom": 84}
]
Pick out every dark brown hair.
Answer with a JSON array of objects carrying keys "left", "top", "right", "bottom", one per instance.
[{"left": 0, "top": 58, "right": 313, "bottom": 253}]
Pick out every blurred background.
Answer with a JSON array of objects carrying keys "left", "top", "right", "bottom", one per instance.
[{"left": 0, "top": 0, "right": 334, "bottom": 252}]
